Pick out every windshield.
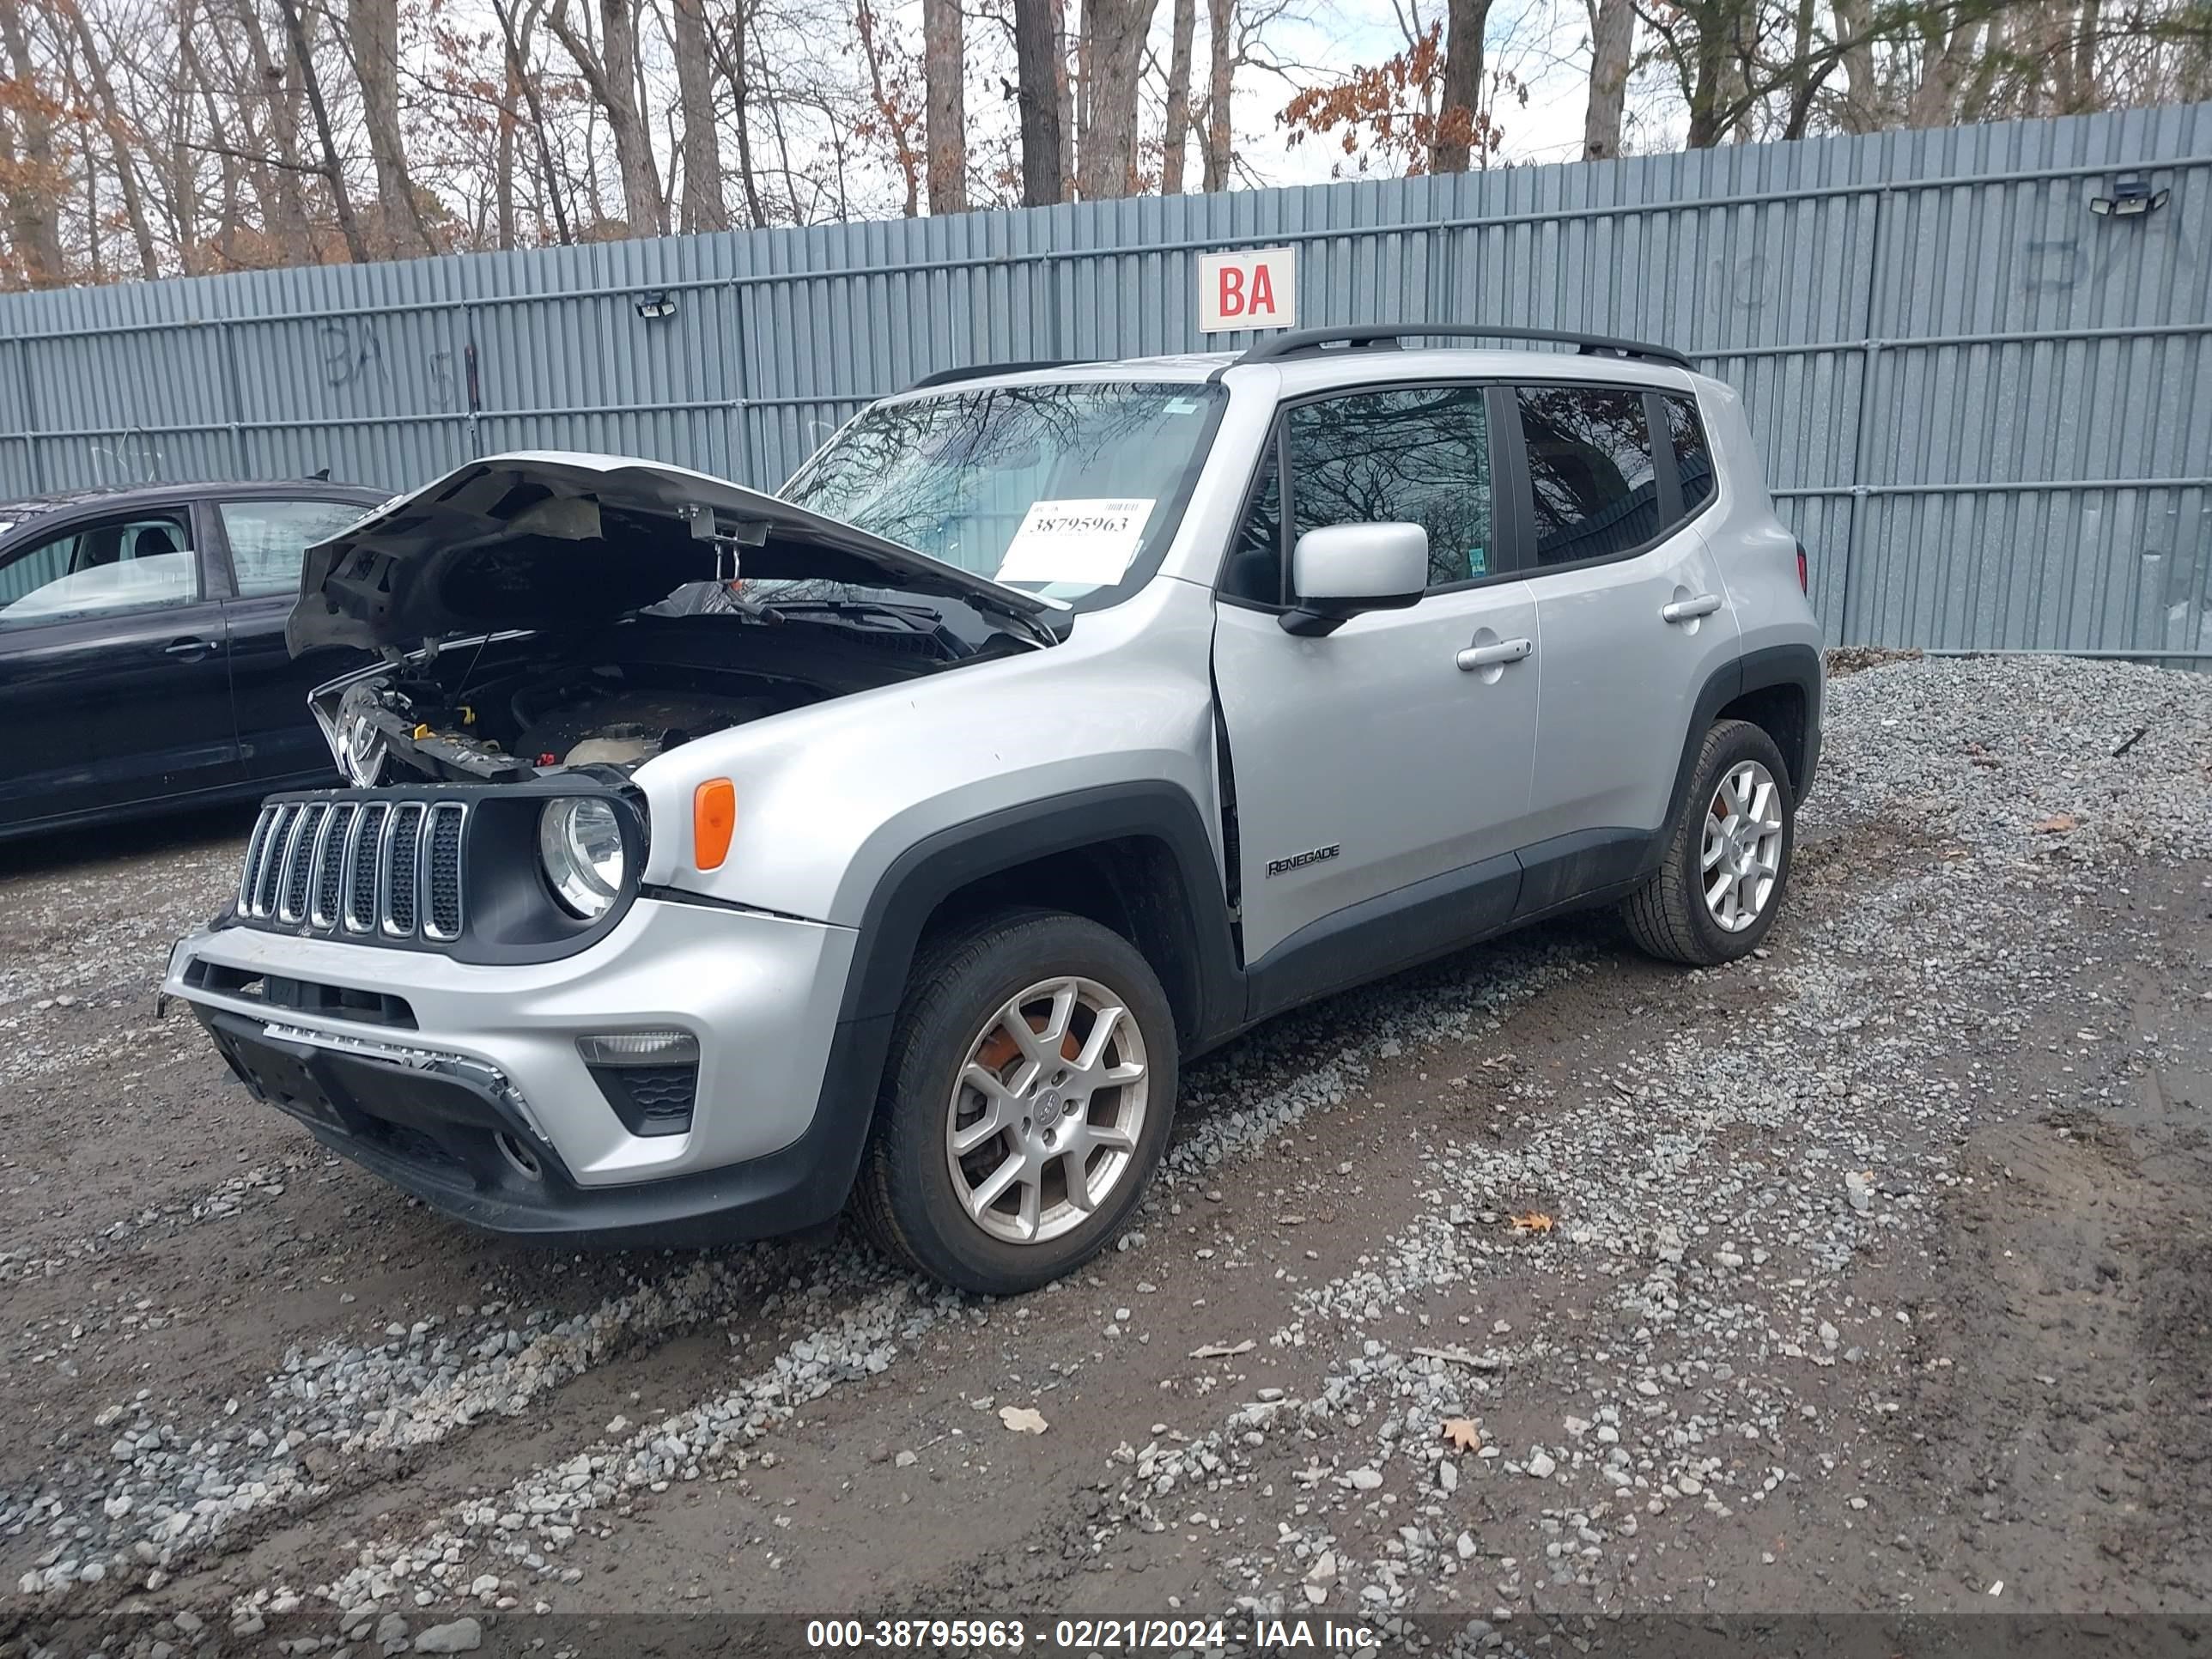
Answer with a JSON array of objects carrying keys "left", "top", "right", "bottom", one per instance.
[{"left": 779, "top": 380, "right": 1225, "bottom": 610}]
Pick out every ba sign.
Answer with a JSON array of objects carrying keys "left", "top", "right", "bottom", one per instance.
[{"left": 1198, "top": 246, "right": 1297, "bottom": 333}]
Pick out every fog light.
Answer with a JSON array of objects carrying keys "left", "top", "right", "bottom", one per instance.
[
  {"left": 579, "top": 1030, "right": 699, "bottom": 1138},
  {"left": 577, "top": 1030, "right": 698, "bottom": 1066}
]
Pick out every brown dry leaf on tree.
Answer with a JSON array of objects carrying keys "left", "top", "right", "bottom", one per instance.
[
  {"left": 1507, "top": 1211, "right": 1554, "bottom": 1234},
  {"left": 1440, "top": 1418, "right": 1482, "bottom": 1451}
]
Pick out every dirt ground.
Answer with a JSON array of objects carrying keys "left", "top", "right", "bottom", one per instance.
[{"left": 3, "top": 655, "right": 2209, "bottom": 1659}]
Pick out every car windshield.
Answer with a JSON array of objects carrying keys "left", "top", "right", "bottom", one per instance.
[{"left": 779, "top": 380, "right": 1224, "bottom": 610}]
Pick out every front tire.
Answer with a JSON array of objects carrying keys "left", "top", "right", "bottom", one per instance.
[
  {"left": 854, "top": 909, "right": 1178, "bottom": 1295},
  {"left": 1622, "top": 718, "right": 1795, "bottom": 966}
]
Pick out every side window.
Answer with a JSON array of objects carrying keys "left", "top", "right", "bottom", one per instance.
[
  {"left": 0, "top": 511, "right": 198, "bottom": 627},
  {"left": 1663, "top": 394, "right": 1715, "bottom": 514},
  {"left": 1219, "top": 449, "right": 1283, "bottom": 605},
  {"left": 220, "top": 498, "right": 368, "bottom": 599},
  {"left": 1285, "top": 386, "right": 1492, "bottom": 590},
  {"left": 1516, "top": 386, "right": 1660, "bottom": 567}
]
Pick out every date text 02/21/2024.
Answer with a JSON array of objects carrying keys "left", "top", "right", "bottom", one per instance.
[{"left": 804, "top": 1617, "right": 1384, "bottom": 1650}]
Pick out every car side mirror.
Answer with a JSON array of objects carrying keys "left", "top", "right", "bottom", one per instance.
[{"left": 1280, "top": 523, "right": 1428, "bottom": 636}]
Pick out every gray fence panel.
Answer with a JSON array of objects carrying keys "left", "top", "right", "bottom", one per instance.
[{"left": 0, "top": 102, "right": 2206, "bottom": 655}]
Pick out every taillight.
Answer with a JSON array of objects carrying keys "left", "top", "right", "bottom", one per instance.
[{"left": 1795, "top": 542, "right": 1808, "bottom": 594}]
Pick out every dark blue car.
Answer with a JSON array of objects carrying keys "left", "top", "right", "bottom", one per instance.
[{"left": 0, "top": 477, "right": 386, "bottom": 841}]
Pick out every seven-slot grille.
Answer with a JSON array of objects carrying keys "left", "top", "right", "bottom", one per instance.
[{"left": 237, "top": 798, "right": 468, "bottom": 943}]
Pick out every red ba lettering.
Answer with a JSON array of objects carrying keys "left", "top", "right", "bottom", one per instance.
[{"left": 1246, "top": 263, "right": 1275, "bottom": 318}]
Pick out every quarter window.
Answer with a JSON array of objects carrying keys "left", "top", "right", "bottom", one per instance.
[
  {"left": 220, "top": 498, "right": 368, "bottom": 599},
  {"left": 1220, "top": 449, "right": 1284, "bottom": 605},
  {"left": 1286, "top": 386, "right": 1492, "bottom": 591},
  {"left": 1516, "top": 386, "right": 1661, "bottom": 566},
  {"left": 0, "top": 511, "right": 198, "bottom": 626},
  {"left": 1663, "top": 394, "right": 1715, "bottom": 514}
]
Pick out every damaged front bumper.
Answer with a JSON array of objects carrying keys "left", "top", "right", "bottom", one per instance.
[{"left": 165, "top": 894, "right": 867, "bottom": 1243}]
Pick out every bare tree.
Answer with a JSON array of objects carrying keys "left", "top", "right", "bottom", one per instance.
[
  {"left": 348, "top": 0, "right": 432, "bottom": 252},
  {"left": 273, "top": 0, "right": 370, "bottom": 259},
  {"left": 0, "top": 0, "right": 66, "bottom": 283},
  {"left": 58, "top": 0, "right": 162, "bottom": 275},
  {"left": 922, "top": 0, "right": 964, "bottom": 210},
  {"left": 549, "top": 0, "right": 665, "bottom": 233},
  {"left": 671, "top": 0, "right": 728, "bottom": 228},
  {"left": 1430, "top": 0, "right": 1491, "bottom": 172},
  {"left": 1162, "top": 0, "right": 1196, "bottom": 191},
  {"left": 1012, "top": 0, "right": 1063, "bottom": 204},
  {"left": 1078, "top": 0, "right": 1158, "bottom": 197},
  {"left": 1202, "top": 0, "right": 1233, "bottom": 189},
  {"left": 1583, "top": 0, "right": 1635, "bottom": 156}
]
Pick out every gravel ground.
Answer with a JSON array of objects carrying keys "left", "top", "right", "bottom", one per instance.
[{"left": 3, "top": 654, "right": 2209, "bottom": 1659}]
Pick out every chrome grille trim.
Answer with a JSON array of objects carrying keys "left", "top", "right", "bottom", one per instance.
[
  {"left": 345, "top": 803, "right": 389, "bottom": 934},
  {"left": 234, "top": 792, "right": 471, "bottom": 947},
  {"left": 422, "top": 803, "right": 466, "bottom": 942},
  {"left": 277, "top": 804, "right": 328, "bottom": 924}
]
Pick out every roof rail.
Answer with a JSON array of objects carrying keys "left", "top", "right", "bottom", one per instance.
[
  {"left": 904, "top": 359, "right": 1084, "bottom": 392},
  {"left": 1236, "top": 325, "right": 1693, "bottom": 372}
]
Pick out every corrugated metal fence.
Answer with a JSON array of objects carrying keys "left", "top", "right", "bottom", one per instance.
[{"left": 2, "top": 102, "right": 2207, "bottom": 657}]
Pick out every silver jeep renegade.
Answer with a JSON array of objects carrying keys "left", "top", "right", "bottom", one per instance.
[{"left": 167, "top": 325, "right": 1823, "bottom": 1294}]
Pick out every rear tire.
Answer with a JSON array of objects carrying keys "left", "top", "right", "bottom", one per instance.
[
  {"left": 853, "top": 908, "right": 1178, "bottom": 1295},
  {"left": 1623, "top": 718, "right": 1795, "bottom": 967}
]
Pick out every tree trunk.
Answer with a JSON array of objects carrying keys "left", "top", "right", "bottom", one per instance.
[
  {"left": 1830, "top": 0, "right": 1877, "bottom": 131},
  {"left": 1012, "top": 0, "right": 1062, "bottom": 206},
  {"left": 1581, "top": 0, "right": 1633, "bottom": 159},
  {"left": 671, "top": 0, "right": 727, "bottom": 229},
  {"left": 1905, "top": 13, "right": 1977, "bottom": 127},
  {"left": 348, "top": 0, "right": 429, "bottom": 254},
  {"left": 1429, "top": 0, "right": 1489, "bottom": 173},
  {"left": 2069, "top": 0, "right": 2101, "bottom": 110},
  {"left": 921, "top": 0, "right": 964, "bottom": 212},
  {"left": 549, "top": 0, "right": 664, "bottom": 234},
  {"left": 1202, "top": 0, "right": 1231, "bottom": 190},
  {"left": 1162, "top": 0, "right": 1196, "bottom": 191},
  {"left": 1078, "top": 0, "right": 1158, "bottom": 198},
  {"left": 273, "top": 0, "right": 371, "bottom": 261},
  {"left": 0, "top": 0, "right": 66, "bottom": 284},
  {"left": 1682, "top": 6, "right": 1729, "bottom": 147}
]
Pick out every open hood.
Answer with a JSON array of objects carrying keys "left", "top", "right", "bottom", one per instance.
[{"left": 287, "top": 451, "right": 1061, "bottom": 657}]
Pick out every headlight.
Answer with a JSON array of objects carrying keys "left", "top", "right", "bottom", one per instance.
[{"left": 538, "top": 798, "right": 627, "bottom": 919}]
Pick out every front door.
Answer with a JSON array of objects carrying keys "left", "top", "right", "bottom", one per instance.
[
  {"left": 1212, "top": 382, "right": 1540, "bottom": 990},
  {"left": 0, "top": 502, "right": 240, "bottom": 830},
  {"left": 1506, "top": 382, "right": 1742, "bottom": 908}
]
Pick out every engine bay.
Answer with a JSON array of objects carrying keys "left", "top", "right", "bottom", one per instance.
[{"left": 336, "top": 602, "right": 1012, "bottom": 786}]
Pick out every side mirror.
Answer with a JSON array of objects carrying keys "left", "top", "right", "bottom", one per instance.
[{"left": 1281, "top": 522, "right": 1428, "bottom": 636}]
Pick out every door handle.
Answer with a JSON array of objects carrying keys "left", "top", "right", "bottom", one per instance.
[
  {"left": 1456, "top": 637, "right": 1533, "bottom": 672},
  {"left": 163, "top": 636, "right": 217, "bottom": 661},
  {"left": 1661, "top": 593, "right": 1723, "bottom": 624}
]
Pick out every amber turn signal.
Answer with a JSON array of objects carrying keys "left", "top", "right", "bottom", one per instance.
[{"left": 693, "top": 780, "right": 736, "bottom": 870}]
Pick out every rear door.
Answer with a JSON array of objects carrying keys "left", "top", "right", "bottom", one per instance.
[
  {"left": 1506, "top": 381, "right": 1741, "bottom": 912},
  {"left": 209, "top": 494, "right": 379, "bottom": 785},
  {"left": 0, "top": 501, "right": 240, "bottom": 830},
  {"left": 1213, "top": 381, "right": 1539, "bottom": 990}
]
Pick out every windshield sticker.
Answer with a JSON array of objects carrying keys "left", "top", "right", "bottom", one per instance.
[{"left": 994, "top": 498, "right": 1157, "bottom": 586}]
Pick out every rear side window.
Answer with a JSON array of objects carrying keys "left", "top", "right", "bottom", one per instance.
[
  {"left": 1663, "top": 395, "right": 1715, "bottom": 513},
  {"left": 1286, "top": 386, "right": 1492, "bottom": 589},
  {"left": 220, "top": 498, "right": 368, "bottom": 599},
  {"left": 1516, "top": 386, "right": 1660, "bottom": 566}
]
